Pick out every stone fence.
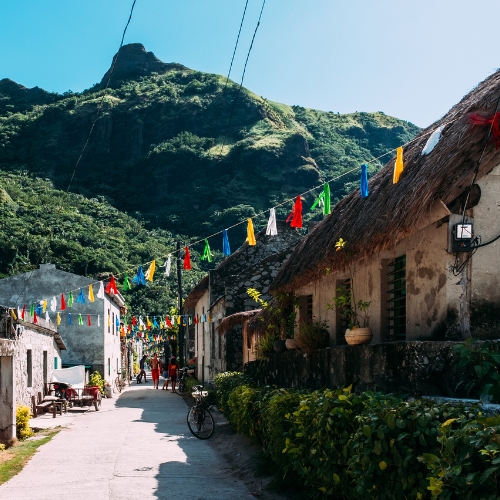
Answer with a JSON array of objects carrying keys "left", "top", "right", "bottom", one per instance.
[{"left": 244, "top": 341, "right": 474, "bottom": 397}]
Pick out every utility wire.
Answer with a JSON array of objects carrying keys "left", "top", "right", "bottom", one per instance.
[{"left": 216, "top": 0, "right": 266, "bottom": 160}]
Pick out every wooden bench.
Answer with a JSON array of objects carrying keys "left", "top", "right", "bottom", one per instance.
[{"left": 35, "top": 392, "right": 62, "bottom": 418}]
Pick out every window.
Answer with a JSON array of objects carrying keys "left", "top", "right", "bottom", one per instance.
[
  {"left": 54, "top": 357, "right": 58, "bottom": 369},
  {"left": 112, "top": 312, "right": 115, "bottom": 335},
  {"left": 43, "top": 351, "right": 47, "bottom": 385},
  {"left": 211, "top": 323, "right": 215, "bottom": 359},
  {"left": 108, "top": 308, "right": 110, "bottom": 334},
  {"left": 108, "top": 358, "right": 110, "bottom": 376},
  {"left": 27, "top": 350, "right": 32, "bottom": 387},
  {"left": 299, "top": 295, "right": 313, "bottom": 324},
  {"left": 218, "top": 324, "right": 222, "bottom": 359},
  {"left": 335, "top": 278, "right": 351, "bottom": 344},
  {"left": 386, "top": 255, "right": 407, "bottom": 340}
]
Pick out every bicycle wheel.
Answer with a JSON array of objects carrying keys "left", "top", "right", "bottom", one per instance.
[
  {"left": 187, "top": 406, "right": 214, "bottom": 439},
  {"left": 176, "top": 379, "right": 188, "bottom": 396},
  {"left": 114, "top": 377, "right": 122, "bottom": 394}
]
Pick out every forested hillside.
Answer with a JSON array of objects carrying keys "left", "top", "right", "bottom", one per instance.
[{"left": 0, "top": 43, "right": 419, "bottom": 311}]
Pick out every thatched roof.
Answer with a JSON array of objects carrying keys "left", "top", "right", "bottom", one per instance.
[
  {"left": 272, "top": 69, "right": 500, "bottom": 292},
  {"left": 216, "top": 309, "right": 261, "bottom": 335},
  {"left": 183, "top": 275, "right": 209, "bottom": 309}
]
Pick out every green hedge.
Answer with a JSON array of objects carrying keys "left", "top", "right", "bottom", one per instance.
[{"left": 214, "top": 372, "right": 500, "bottom": 499}]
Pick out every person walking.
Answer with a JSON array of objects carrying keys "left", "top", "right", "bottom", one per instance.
[
  {"left": 167, "top": 356, "right": 178, "bottom": 393},
  {"left": 151, "top": 353, "right": 160, "bottom": 389},
  {"left": 162, "top": 362, "right": 169, "bottom": 390},
  {"left": 138, "top": 354, "right": 147, "bottom": 383}
]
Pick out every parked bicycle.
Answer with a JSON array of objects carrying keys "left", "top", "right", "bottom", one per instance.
[
  {"left": 114, "top": 372, "right": 127, "bottom": 393},
  {"left": 187, "top": 385, "right": 214, "bottom": 439},
  {"left": 175, "top": 367, "right": 189, "bottom": 396}
]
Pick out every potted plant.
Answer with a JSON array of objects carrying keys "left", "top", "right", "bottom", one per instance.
[
  {"left": 295, "top": 320, "right": 330, "bottom": 353},
  {"left": 329, "top": 289, "right": 372, "bottom": 345}
]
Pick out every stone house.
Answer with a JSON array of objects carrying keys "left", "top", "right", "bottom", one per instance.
[
  {"left": 270, "top": 68, "right": 500, "bottom": 345},
  {"left": 0, "top": 306, "right": 66, "bottom": 441},
  {"left": 184, "top": 221, "right": 302, "bottom": 382},
  {"left": 0, "top": 264, "right": 124, "bottom": 384}
]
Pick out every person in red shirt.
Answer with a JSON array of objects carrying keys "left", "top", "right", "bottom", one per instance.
[
  {"left": 166, "top": 356, "right": 178, "bottom": 393},
  {"left": 151, "top": 353, "right": 161, "bottom": 389}
]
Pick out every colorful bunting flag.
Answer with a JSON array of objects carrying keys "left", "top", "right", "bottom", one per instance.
[
  {"left": 246, "top": 218, "right": 256, "bottom": 246},
  {"left": 123, "top": 273, "right": 131, "bottom": 292},
  {"left": 132, "top": 266, "right": 146, "bottom": 286},
  {"left": 97, "top": 281, "right": 105, "bottom": 299},
  {"left": 68, "top": 313, "right": 72, "bottom": 326},
  {"left": 222, "top": 230, "right": 231, "bottom": 256},
  {"left": 153, "top": 316, "right": 159, "bottom": 328},
  {"left": 76, "top": 288, "right": 85, "bottom": 304},
  {"left": 88, "top": 285, "right": 95, "bottom": 302},
  {"left": 33, "top": 311, "right": 38, "bottom": 324},
  {"left": 266, "top": 208, "right": 278, "bottom": 236},
  {"left": 50, "top": 296, "right": 57, "bottom": 312},
  {"left": 60, "top": 294, "right": 66, "bottom": 310},
  {"left": 165, "top": 255, "right": 171, "bottom": 277},
  {"left": 201, "top": 239, "right": 212, "bottom": 262},
  {"left": 88, "top": 314, "right": 92, "bottom": 326},
  {"left": 145, "top": 260, "right": 156, "bottom": 282},
  {"left": 290, "top": 196, "right": 303, "bottom": 228},
  {"left": 45, "top": 311, "right": 50, "bottom": 323},
  {"left": 21, "top": 305, "right": 26, "bottom": 320},
  {"left": 11, "top": 308, "right": 17, "bottom": 320},
  {"left": 98, "top": 315, "right": 100, "bottom": 327},
  {"left": 42, "top": 300, "right": 47, "bottom": 313},
  {"left": 57, "top": 312, "right": 61, "bottom": 326},
  {"left": 360, "top": 164, "right": 369, "bottom": 199},
  {"left": 67, "top": 291, "right": 74, "bottom": 308},
  {"left": 30, "top": 303, "right": 35, "bottom": 317},
  {"left": 105, "top": 276, "right": 118, "bottom": 295},
  {"left": 421, "top": 125, "right": 444, "bottom": 155},
  {"left": 393, "top": 146, "right": 404, "bottom": 184},
  {"left": 115, "top": 316, "right": 120, "bottom": 330},
  {"left": 78, "top": 314, "right": 83, "bottom": 326},
  {"left": 311, "top": 184, "right": 331, "bottom": 215},
  {"left": 184, "top": 247, "right": 192, "bottom": 270}
]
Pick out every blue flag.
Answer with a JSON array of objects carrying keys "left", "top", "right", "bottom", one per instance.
[
  {"left": 222, "top": 229, "right": 231, "bottom": 256},
  {"left": 360, "top": 164, "right": 369, "bottom": 199}
]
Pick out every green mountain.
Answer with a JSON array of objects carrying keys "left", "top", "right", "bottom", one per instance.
[{"left": 0, "top": 43, "right": 419, "bottom": 311}]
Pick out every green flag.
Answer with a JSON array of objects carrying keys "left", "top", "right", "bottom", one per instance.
[{"left": 201, "top": 238, "right": 212, "bottom": 262}]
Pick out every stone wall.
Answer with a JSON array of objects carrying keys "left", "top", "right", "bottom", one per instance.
[{"left": 244, "top": 342, "right": 471, "bottom": 397}]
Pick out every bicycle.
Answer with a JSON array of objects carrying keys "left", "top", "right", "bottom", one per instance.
[
  {"left": 187, "top": 385, "right": 215, "bottom": 439},
  {"left": 114, "top": 372, "right": 127, "bottom": 393},
  {"left": 175, "top": 367, "right": 189, "bottom": 396}
]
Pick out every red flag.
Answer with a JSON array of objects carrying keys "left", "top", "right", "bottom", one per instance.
[
  {"left": 290, "top": 196, "right": 303, "bottom": 228},
  {"left": 105, "top": 276, "right": 118, "bottom": 295},
  {"left": 88, "top": 314, "right": 92, "bottom": 326},
  {"left": 183, "top": 246, "right": 192, "bottom": 270},
  {"left": 166, "top": 316, "right": 173, "bottom": 328},
  {"left": 21, "top": 305, "right": 26, "bottom": 320},
  {"left": 469, "top": 112, "right": 500, "bottom": 149},
  {"left": 194, "top": 315, "right": 198, "bottom": 325},
  {"left": 60, "top": 294, "right": 66, "bottom": 311},
  {"left": 132, "top": 316, "right": 137, "bottom": 327},
  {"left": 33, "top": 311, "right": 38, "bottom": 324}
]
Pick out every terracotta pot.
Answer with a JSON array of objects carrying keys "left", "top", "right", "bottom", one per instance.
[
  {"left": 285, "top": 338, "right": 297, "bottom": 350},
  {"left": 274, "top": 340, "right": 287, "bottom": 353},
  {"left": 345, "top": 327, "right": 373, "bottom": 346}
]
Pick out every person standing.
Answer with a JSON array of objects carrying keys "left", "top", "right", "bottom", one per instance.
[
  {"left": 162, "top": 362, "right": 169, "bottom": 390},
  {"left": 138, "top": 354, "right": 147, "bottom": 383},
  {"left": 151, "top": 353, "right": 160, "bottom": 389},
  {"left": 167, "top": 356, "right": 178, "bottom": 393}
]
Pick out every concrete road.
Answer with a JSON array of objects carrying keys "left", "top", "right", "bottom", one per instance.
[{"left": 0, "top": 380, "right": 251, "bottom": 500}]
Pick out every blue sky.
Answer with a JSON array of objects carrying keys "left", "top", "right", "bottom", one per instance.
[{"left": 1, "top": 0, "right": 499, "bottom": 127}]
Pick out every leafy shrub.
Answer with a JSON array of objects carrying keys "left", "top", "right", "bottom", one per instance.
[
  {"left": 295, "top": 321, "right": 330, "bottom": 353},
  {"left": 133, "top": 362, "right": 140, "bottom": 375},
  {"left": 89, "top": 371, "right": 105, "bottom": 395},
  {"left": 214, "top": 372, "right": 251, "bottom": 414},
  {"left": 16, "top": 405, "right": 33, "bottom": 440},
  {"left": 227, "top": 385, "right": 263, "bottom": 439},
  {"left": 0, "top": 443, "right": 5, "bottom": 451},
  {"left": 256, "top": 331, "right": 277, "bottom": 359}
]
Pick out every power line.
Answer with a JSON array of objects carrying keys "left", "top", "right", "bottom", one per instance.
[{"left": 216, "top": 0, "right": 267, "bottom": 161}]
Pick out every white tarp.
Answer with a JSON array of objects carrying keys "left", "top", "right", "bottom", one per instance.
[{"left": 51, "top": 365, "right": 85, "bottom": 389}]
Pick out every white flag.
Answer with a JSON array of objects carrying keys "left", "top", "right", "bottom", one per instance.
[
  {"left": 96, "top": 281, "right": 105, "bottom": 299},
  {"left": 97, "top": 315, "right": 100, "bottom": 327},
  {"left": 266, "top": 208, "right": 278, "bottom": 236},
  {"left": 50, "top": 296, "right": 57, "bottom": 312},
  {"left": 45, "top": 311, "right": 50, "bottom": 323},
  {"left": 165, "top": 254, "right": 171, "bottom": 277},
  {"left": 421, "top": 126, "right": 444, "bottom": 155}
]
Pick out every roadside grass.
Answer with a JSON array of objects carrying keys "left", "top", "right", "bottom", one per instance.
[{"left": 0, "top": 429, "right": 60, "bottom": 486}]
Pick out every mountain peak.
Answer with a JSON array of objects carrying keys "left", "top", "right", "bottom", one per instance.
[{"left": 100, "top": 43, "right": 187, "bottom": 87}]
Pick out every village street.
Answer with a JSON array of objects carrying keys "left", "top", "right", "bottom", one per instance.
[{"left": 0, "top": 377, "right": 252, "bottom": 500}]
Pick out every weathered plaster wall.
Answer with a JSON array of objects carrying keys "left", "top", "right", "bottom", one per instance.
[
  {"left": 292, "top": 221, "right": 459, "bottom": 343},
  {"left": 193, "top": 290, "right": 209, "bottom": 382},
  {"left": 471, "top": 167, "right": 500, "bottom": 337},
  {"left": 103, "top": 296, "right": 121, "bottom": 384}
]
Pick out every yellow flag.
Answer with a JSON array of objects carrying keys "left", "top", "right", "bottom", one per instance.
[
  {"left": 56, "top": 313, "right": 61, "bottom": 326},
  {"left": 393, "top": 146, "right": 404, "bottom": 184},
  {"left": 145, "top": 260, "right": 156, "bottom": 282},
  {"left": 88, "top": 285, "right": 95, "bottom": 302},
  {"left": 42, "top": 300, "right": 47, "bottom": 313},
  {"left": 108, "top": 315, "right": 111, "bottom": 327},
  {"left": 207, "top": 314, "right": 211, "bottom": 323},
  {"left": 246, "top": 218, "right": 256, "bottom": 246},
  {"left": 146, "top": 316, "right": 152, "bottom": 327},
  {"left": 177, "top": 316, "right": 181, "bottom": 325},
  {"left": 11, "top": 308, "right": 17, "bottom": 320}
]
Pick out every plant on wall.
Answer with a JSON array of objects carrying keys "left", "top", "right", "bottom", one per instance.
[
  {"left": 295, "top": 320, "right": 330, "bottom": 353},
  {"left": 328, "top": 288, "right": 371, "bottom": 329}
]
